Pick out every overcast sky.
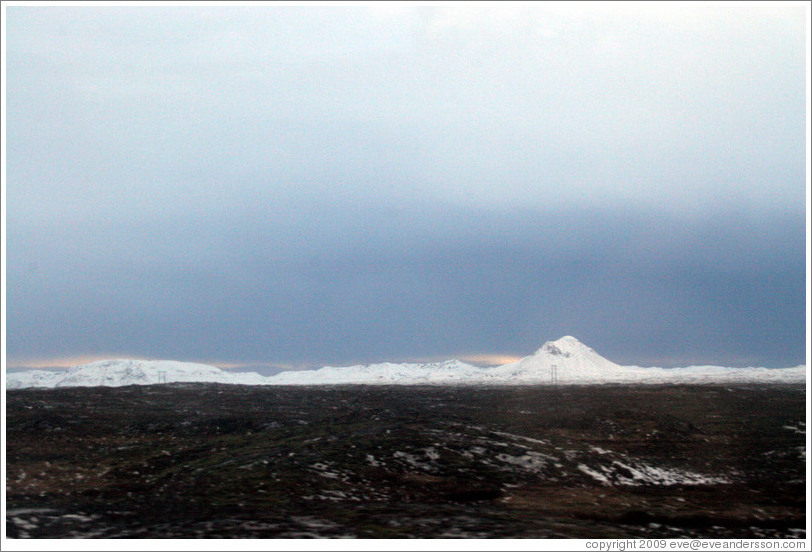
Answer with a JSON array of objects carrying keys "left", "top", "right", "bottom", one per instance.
[{"left": 4, "top": 3, "right": 808, "bottom": 372}]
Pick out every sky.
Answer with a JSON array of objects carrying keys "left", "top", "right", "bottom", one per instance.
[{"left": 3, "top": 2, "right": 809, "bottom": 373}]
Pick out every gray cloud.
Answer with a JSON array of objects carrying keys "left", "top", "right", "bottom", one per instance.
[
  {"left": 5, "top": 5, "right": 807, "bottom": 369},
  {"left": 7, "top": 202, "right": 805, "bottom": 367}
]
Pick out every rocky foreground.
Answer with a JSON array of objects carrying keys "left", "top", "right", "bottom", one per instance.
[{"left": 6, "top": 383, "right": 806, "bottom": 538}]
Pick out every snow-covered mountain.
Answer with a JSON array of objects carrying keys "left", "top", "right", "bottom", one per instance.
[
  {"left": 6, "top": 369, "right": 64, "bottom": 390},
  {"left": 488, "top": 335, "right": 622, "bottom": 383},
  {"left": 6, "top": 359, "right": 268, "bottom": 390},
  {"left": 270, "top": 359, "right": 486, "bottom": 385},
  {"left": 486, "top": 336, "right": 806, "bottom": 384},
  {"left": 6, "top": 337, "right": 806, "bottom": 389}
]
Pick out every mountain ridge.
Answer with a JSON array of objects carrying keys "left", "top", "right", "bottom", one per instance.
[{"left": 6, "top": 336, "right": 806, "bottom": 389}]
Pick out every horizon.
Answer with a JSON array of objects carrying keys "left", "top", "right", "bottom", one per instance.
[
  {"left": 5, "top": 334, "right": 806, "bottom": 376},
  {"left": 4, "top": 3, "right": 809, "bottom": 373}
]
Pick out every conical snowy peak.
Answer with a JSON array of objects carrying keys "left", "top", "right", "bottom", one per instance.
[
  {"left": 535, "top": 335, "right": 594, "bottom": 357},
  {"left": 492, "top": 336, "right": 621, "bottom": 382}
]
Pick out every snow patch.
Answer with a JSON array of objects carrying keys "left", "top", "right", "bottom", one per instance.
[{"left": 579, "top": 460, "right": 728, "bottom": 486}]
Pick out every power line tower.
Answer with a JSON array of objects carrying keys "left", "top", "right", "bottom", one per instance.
[
  {"left": 550, "top": 364, "right": 558, "bottom": 385},
  {"left": 158, "top": 371, "right": 167, "bottom": 384}
]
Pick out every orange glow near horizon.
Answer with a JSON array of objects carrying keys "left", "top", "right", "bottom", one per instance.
[
  {"left": 6, "top": 354, "right": 152, "bottom": 370},
  {"left": 457, "top": 354, "right": 523, "bottom": 366},
  {"left": 5, "top": 355, "right": 306, "bottom": 372},
  {"left": 6, "top": 353, "right": 525, "bottom": 372}
]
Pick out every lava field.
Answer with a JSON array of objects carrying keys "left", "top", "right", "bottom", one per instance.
[{"left": 5, "top": 383, "right": 806, "bottom": 538}]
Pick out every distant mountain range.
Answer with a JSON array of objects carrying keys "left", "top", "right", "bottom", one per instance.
[{"left": 6, "top": 336, "right": 806, "bottom": 389}]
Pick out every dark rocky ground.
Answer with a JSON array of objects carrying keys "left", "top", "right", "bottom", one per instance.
[{"left": 5, "top": 383, "right": 807, "bottom": 538}]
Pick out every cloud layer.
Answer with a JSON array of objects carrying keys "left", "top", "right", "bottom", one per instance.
[{"left": 5, "top": 5, "right": 807, "bottom": 369}]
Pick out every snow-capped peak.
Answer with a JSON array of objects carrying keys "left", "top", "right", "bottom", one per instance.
[
  {"left": 535, "top": 335, "right": 593, "bottom": 357},
  {"left": 491, "top": 335, "right": 621, "bottom": 382}
]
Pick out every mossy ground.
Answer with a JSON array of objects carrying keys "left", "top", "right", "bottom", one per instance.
[{"left": 6, "top": 384, "right": 806, "bottom": 538}]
